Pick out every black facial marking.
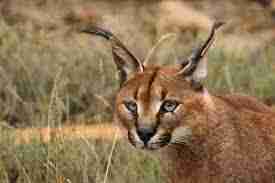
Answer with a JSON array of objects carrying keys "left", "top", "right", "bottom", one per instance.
[
  {"left": 148, "top": 70, "right": 158, "bottom": 90},
  {"left": 134, "top": 86, "right": 139, "bottom": 100},
  {"left": 161, "top": 88, "right": 167, "bottom": 101}
]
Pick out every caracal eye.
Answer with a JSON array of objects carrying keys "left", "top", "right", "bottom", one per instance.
[
  {"left": 161, "top": 100, "right": 179, "bottom": 113},
  {"left": 124, "top": 100, "right": 138, "bottom": 114}
]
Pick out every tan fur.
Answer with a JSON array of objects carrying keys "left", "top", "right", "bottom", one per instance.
[{"left": 114, "top": 65, "right": 275, "bottom": 183}]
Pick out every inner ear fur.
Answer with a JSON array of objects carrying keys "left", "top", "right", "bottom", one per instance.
[
  {"left": 81, "top": 26, "right": 144, "bottom": 86},
  {"left": 178, "top": 21, "right": 225, "bottom": 87}
]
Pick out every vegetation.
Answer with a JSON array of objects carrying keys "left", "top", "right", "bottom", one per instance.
[
  {"left": 0, "top": 127, "right": 163, "bottom": 183},
  {"left": 0, "top": 0, "right": 275, "bottom": 182}
]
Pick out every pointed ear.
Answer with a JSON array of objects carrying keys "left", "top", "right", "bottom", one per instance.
[
  {"left": 81, "top": 26, "right": 144, "bottom": 86},
  {"left": 191, "top": 56, "right": 207, "bottom": 83},
  {"left": 178, "top": 21, "right": 224, "bottom": 88}
]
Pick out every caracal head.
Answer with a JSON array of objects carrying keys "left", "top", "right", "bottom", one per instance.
[{"left": 82, "top": 21, "right": 224, "bottom": 150}]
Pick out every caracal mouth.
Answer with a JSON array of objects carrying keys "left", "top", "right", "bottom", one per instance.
[{"left": 145, "top": 141, "right": 170, "bottom": 151}]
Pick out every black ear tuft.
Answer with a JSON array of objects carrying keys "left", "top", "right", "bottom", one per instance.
[
  {"left": 81, "top": 26, "right": 114, "bottom": 40},
  {"left": 177, "top": 21, "right": 224, "bottom": 83},
  {"left": 81, "top": 26, "right": 144, "bottom": 86}
]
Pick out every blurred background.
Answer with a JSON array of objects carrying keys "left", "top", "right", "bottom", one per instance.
[{"left": 0, "top": 0, "right": 275, "bottom": 183}]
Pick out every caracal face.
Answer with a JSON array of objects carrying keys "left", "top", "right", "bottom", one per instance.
[
  {"left": 82, "top": 21, "right": 224, "bottom": 150},
  {"left": 115, "top": 66, "right": 197, "bottom": 150}
]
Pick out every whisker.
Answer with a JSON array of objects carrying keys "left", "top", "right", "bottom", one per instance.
[
  {"left": 170, "top": 140, "right": 186, "bottom": 145},
  {"left": 150, "top": 134, "right": 171, "bottom": 148},
  {"left": 150, "top": 141, "right": 165, "bottom": 145},
  {"left": 159, "top": 135, "right": 171, "bottom": 140},
  {"left": 169, "top": 136, "right": 190, "bottom": 146},
  {"left": 172, "top": 136, "right": 188, "bottom": 142},
  {"left": 151, "top": 137, "right": 170, "bottom": 145}
]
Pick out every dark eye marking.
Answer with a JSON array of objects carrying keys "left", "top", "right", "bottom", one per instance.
[
  {"left": 124, "top": 100, "right": 138, "bottom": 114},
  {"left": 160, "top": 100, "right": 180, "bottom": 113}
]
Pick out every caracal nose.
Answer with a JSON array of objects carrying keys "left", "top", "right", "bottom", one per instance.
[{"left": 137, "top": 127, "right": 156, "bottom": 144}]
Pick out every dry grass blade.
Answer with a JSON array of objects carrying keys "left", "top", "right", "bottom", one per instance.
[
  {"left": 94, "top": 94, "right": 112, "bottom": 110},
  {"left": 103, "top": 126, "right": 120, "bottom": 183},
  {"left": 13, "top": 154, "right": 32, "bottom": 183},
  {"left": 47, "top": 67, "right": 64, "bottom": 129},
  {"left": 47, "top": 67, "right": 64, "bottom": 183},
  {"left": 144, "top": 33, "right": 177, "bottom": 66}
]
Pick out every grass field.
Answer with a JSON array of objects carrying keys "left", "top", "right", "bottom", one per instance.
[
  {"left": 1, "top": 0, "right": 275, "bottom": 183},
  {"left": 0, "top": 125, "right": 163, "bottom": 183}
]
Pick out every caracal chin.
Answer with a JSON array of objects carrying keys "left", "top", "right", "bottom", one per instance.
[{"left": 82, "top": 22, "right": 275, "bottom": 183}]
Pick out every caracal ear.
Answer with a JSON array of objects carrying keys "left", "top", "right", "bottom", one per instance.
[
  {"left": 81, "top": 26, "right": 144, "bottom": 86},
  {"left": 192, "top": 56, "right": 208, "bottom": 83},
  {"left": 178, "top": 21, "right": 224, "bottom": 88}
]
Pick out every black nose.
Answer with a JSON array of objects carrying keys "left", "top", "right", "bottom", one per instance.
[{"left": 137, "top": 128, "right": 156, "bottom": 144}]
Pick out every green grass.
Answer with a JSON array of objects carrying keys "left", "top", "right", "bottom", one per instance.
[
  {"left": 0, "top": 127, "right": 163, "bottom": 183},
  {"left": 0, "top": 18, "right": 117, "bottom": 127},
  {"left": 207, "top": 46, "right": 275, "bottom": 98}
]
